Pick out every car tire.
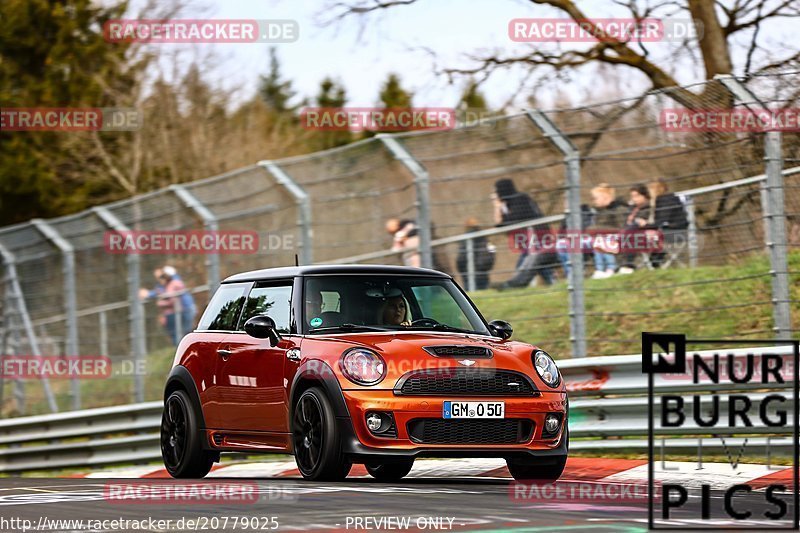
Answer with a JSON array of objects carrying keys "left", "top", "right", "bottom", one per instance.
[
  {"left": 292, "top": 387, "right": 352, "bottom": 481},
  {"left": 506, "top": 454, "right": 566, "bottom": 481},
  {"left": 506, "top": 428, "right": 568, "bottom": 481},
  {"left": 365, "top": 459, "right": 414, "bottom": 482},
  {"left": 161, "top": 389, "right": 215, "bottom": 479}
]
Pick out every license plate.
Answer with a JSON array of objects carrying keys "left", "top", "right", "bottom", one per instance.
[{"left": 443, "top": 401, "right": 504, "bottom": 419}]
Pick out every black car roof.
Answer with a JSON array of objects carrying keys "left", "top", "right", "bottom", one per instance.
[{"left": 222, "top": 264, "right": 451, "bottom": 283}]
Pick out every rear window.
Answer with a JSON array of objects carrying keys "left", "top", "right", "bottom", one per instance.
[{"left": 197, "top": 282, "right": 249, "bottom": 331}]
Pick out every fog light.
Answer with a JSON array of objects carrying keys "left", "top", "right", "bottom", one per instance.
[
  {"left": 544, "top": 414, "right": 561, "bottom": 435},
  {"left": 366, "top": 413, "right": 383, "bottom": 432}
]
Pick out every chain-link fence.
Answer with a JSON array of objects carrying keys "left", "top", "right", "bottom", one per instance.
[{"left": 1, "top": 72, "right": 798, "bottom": 416}]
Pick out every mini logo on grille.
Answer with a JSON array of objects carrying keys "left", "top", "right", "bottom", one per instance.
[{"left": 458, "top": 359, "right": 476, "bottom": 366}]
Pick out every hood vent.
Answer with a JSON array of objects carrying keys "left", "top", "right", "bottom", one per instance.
[{"left": 423, "top": 345, "right": 493, "bottom": 358}]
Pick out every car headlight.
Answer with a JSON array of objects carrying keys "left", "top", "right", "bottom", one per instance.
[
  {"left": 340, "top": 348, "right": 386, "bottom": 386},
  {"left": 533, "top": 349, "right": 560, "bottom": 388}
]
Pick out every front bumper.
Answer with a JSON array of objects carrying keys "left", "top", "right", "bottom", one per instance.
[{"left": 339, "top": 390, "right": 568, "bottom": 462}]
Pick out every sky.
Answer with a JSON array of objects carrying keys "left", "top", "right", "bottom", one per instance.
[{"left": 128, "top": 0, "right": 796, "bottom": 111}]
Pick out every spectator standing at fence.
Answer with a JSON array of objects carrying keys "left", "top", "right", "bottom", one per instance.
[
  {"left": 589, "top": 184, "right": 627, "bottom": 279},
  {"left": 456, "top": 217, "right": 496, "bottom": 290},
  {"left": 139, "top": 267, "right": 168, "bottom": 327},
  {"left": 645, "top": 179, "right": 689, "bottom": 268},
  {"left": 386, "top": 218, "right": 420, "bottom": 267},
  {"left": 385, "top": 217, "right": 451, "bottom": 274},
  {"left": 140, "top": 266, "right": 196, "bottom": 346},
  {"left": 162, "top": 266, "right": 196, "bottom": 345},
  {"left": 618, "top": 185, "right": 651, "bottom": 274},
  {"left": 491, "top": 179, "right": 556, "bottom": 288},
  {"left": 492, "top": 178, "right": 545, "bottom": 268}
]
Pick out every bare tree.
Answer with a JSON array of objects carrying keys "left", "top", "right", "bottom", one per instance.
[{"left": 325, "top": 0, "right": 800, "bottom": 109}]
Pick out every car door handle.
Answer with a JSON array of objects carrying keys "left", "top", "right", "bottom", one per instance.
[
  {"left": 286, "top": 349, "right": 300, "bottom": 361},
  {"left": 217, "top": 348, "right": 232, "bottom": 357}
]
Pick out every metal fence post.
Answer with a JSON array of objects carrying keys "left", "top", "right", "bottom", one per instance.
[
  {"left": 0, "top": 243, "right": 59, "bottom": 412},
  {"left": 718, "top": 75, "right": 792, "bottom": 340},
  {"left": 99, "top": 310, "right": 108, "bottom": 357},
  {"left": 0, "top": 254, "right": 26, "bottom": 415},
  {"left": 763, "top": 133, "right": 792, "bottom": 339},
  {"left": 465, "top": 238, "right": 476, "bottom": 291},
  {"left": 170, "top": 185, "right": 220, "bottom": 293},
  {"left": 93, "top": 207, "right": 146, "bottom": 403},
  {"left": 31, "top": 219, "right": 80, "bottom": 410},
  {"left": 527, "top": 110, "right": 587, "bottom": 358},
  {"left": 377, "top": 135, "right": 433, "bottom": 270},
  {"left": 258, "top": 161, "right": 313, "bottom": 265},
  {"left": 684, "top": 196, "right": 699, "bottom": 268}
]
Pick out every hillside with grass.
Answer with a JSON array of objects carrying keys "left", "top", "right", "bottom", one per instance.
[{"left": 471, "top": 251, "right": 800, "bottom": 358}]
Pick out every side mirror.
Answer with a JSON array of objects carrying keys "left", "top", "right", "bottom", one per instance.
[
  {"left": 244, "top": 315, "right": 282, "bottom": 347},
  {"left": 488, "top": 320, "right": 513, "bottom": 340}
]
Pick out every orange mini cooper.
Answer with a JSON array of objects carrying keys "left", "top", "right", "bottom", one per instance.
[{"left": 161, "top": 265, "right": 568, "bottom": 481}]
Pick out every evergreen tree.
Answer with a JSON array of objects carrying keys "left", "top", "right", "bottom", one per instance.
[
  {"left": 0, "top": 0, "right": 137, "bottom": 225},
  {"left": 258, "top": 48, "right": 296, "bottom": 113},
  {"left": 313, "top": 77, "right": 351, "bottom": 149},
  {"left": 456, "top": 80, "right": 490, "bottom": 125},
  {"left": 378, "top": 73, "right": 412, "bottom": 108}
]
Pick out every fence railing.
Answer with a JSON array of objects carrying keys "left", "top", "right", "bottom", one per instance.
[
  {"left": 1, "top": 71, "right": 799, "bottom": 415},
  {"left": 17, "top": 166, "right": 800, "bottom": 355},
  {"left": 0, "top": 345, "right": 794, "bottom": 473}
]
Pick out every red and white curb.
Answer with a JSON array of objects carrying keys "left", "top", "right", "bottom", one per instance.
[{"left": 76, "top": 457, "right": 793, "bottom": 487}]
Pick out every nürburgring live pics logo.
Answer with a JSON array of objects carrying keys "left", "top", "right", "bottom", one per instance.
[{"left": 643, "top": 333, "right": 799, "bottom": 530}]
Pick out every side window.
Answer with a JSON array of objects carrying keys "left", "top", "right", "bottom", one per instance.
[
  {"left": 240, "top": 283, "right": 293, "bottom": 333},
  {"left": 197, "top": 283, "right": 249, "bottom": 331}
]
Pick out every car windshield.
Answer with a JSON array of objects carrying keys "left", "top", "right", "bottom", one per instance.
[{"left": 303, "top": 275, "right": 490, "bottom": 335}]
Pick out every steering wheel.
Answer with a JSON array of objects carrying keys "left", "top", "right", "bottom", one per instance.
[{"left": 411, "top": 318, "right": 440, "bottom": 327}]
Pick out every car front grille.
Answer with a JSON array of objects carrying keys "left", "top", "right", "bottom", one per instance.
[
  {"left": 407, "top": 418, "right": 533, "bottom": 444},
  {"left": 423, "top": 345, "right": 493, "bottom": 358},
  {"left": 395, "top": 369, "right": 537, "bottom": 396}
]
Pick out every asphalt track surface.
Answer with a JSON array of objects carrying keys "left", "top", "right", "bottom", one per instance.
[{"left": 0, "top": 474, "right": 796, "bottom": 532}]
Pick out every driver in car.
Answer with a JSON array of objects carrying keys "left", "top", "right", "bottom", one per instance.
[
  {"left": 380, "top": 295, "right": 411, "bottom": 326},
  {"left": 367, "top": 285, "right": 411, "bottom": 326}
]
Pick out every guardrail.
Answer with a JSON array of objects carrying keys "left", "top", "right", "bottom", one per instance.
[{"left": 0, "top": 345, "right": 795, "bottom": 472}]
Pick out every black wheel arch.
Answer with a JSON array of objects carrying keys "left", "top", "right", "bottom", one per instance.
[
  {"left": 288, "top": 360, "right": 351, "bottom": 429},
  {"left": 164, "top": 365, "right": 207, "bottom": 431}
]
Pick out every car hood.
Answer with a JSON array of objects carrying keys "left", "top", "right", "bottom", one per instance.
[{"left": 303, "top": 331, "right": 538, "bottom": 370}]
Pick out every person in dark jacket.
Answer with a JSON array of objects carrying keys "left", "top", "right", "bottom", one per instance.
[
  {"left": 456, "top": 218, "right": 496, "bottom": 290},
  {"left": 647, "top": 179, "right": 688, "bottom": 231},
  {"left": 492, "top": 178, "right": 545, "bottom": 266},
  {"left": 646, "top": 179, "right": 688, "bottom": 268},
  {"left": 618, "top": 184, "right": 652, "bottom": 274},
  {"left": 491, "top": 178, "right": 555, "bottom": 286}
]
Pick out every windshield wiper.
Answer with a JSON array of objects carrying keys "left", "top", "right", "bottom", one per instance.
[{"left": 309, "top": 323, "right": 392, "bottom": 333}]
